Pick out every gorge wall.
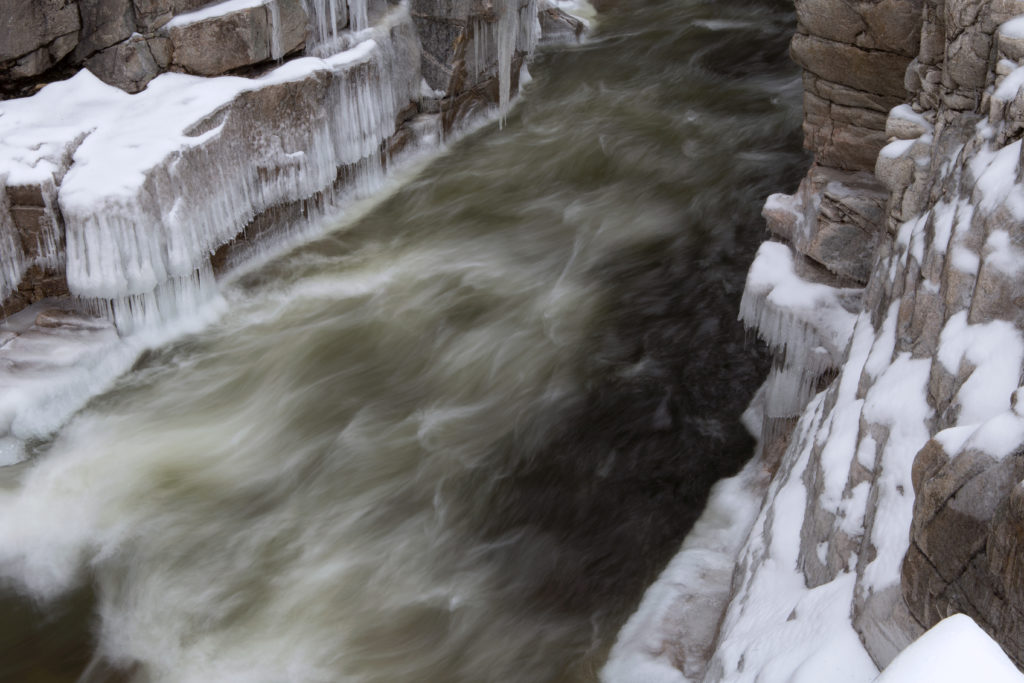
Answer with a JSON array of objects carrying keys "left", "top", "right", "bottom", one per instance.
[
  {"left": 609, "top": 0, "right": 1024, "bottom": 681},
  {"left": 0, "top": 0, "right": 583, "bottom": 458},
  {"left": 0, "top": 0, "right": 582, "bottom": 324}
]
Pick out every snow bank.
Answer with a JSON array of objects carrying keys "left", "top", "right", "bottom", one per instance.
[
  {"left": 873, "top": 614, "right": 1024, "bottom": 683},
  {"left": 601, "top": 460, "right": 769, "bottom": 682}
]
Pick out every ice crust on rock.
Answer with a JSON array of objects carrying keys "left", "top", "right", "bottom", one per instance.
[
  {"left": 600, "top": 459, "right": 769, "bottom": 682},
  {"left": 687, "top": 21, "right": 1024, "bottom": 682},
  {"left": 0, "top": 183, "right": 24, "bottom": 303},
  {"left": 466, "top": 0, "right": 539, "bottom": 125},
  {"left": 739, "top": 241, "right": 861, "bottom": 417},
  {"left": 608, "top": 2, "right": 1024, "bottom": 681},
  {"left": 0, "top": 6, "right": 420, "bottom": 330}
]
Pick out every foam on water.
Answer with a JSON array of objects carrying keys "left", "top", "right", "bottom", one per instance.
[{"left": 0, "top": 0, "right": 804, "bottom": 680}]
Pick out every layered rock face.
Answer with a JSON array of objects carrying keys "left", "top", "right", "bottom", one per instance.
[
  {"left": 701, "top": 0, "right": 1024, "bottom": 679},
  {"left": 1, "top": 0, "right": 406, "bottom": 95},
  {"left": 609, "top": 0, "right": 1024, "bottom": 680},
  {"left": 0, "top": 0, "right": 582, "bottom": 456},
  {"left": 0, "top": 0, "right": 572, "bottom": 322}
]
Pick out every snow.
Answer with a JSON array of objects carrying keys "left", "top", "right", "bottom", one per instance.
[
  {"left": 963, "top": 411, "right": 1024, "bottom": 459},
  {"left": 950, "top": 245, "right": 979, "bottom": 274},
  {"left": 879, "top": 138, "right": 914, "bottom": 159},
  {"left": 888, "top": 104, "right": 932, "bottom": 134},
  {"left": 994, "top": 64, "right": 1024, "bottom": 102},
  {"left": 860, "top": 353, "right": 932, "bottom": 592},
  {"left": 937, "top": 312, "right": 1024, "bottom": 426},
  {"left": 164, "top": 0, "right": 267, "bottom": 28},
  {"left": 601, "top": 460, "right": 768, "bottom": 683},
  {"left": 970, "top": 140, "right": 1024, "bottom": 219},
  {"left": 929, "top": 200, "right": 956, "bottom": 254},
  {"left": 983, "top": 229, "right": 1024, "bottom": 275},
  {"left": 873, "top": 614, "right": 1024, "bottom": 683},
  {"left": 0, "top": 7, "right": 420, "bottom": 329},
  {"left": 933, "top": 425, "right": 978, "bottom": 456},
  {"left": 706, "top": 394, "right": 879, "bottom": 683},
  {"left": 0, "top": 70, "right": 128, "bottom": 187},
  {"left": 999, "top": 15, "right": 1024, "bottom": 40}
]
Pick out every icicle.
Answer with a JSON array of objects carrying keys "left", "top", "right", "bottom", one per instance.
[
  {"left": 47, "top": 8, "right": 423, "bottom": 332},
  {"left": 36, "top": 178, "right": 65, "bottom": 273},
  {"left": 348, "top": 0, "right": 368, "bottom": 32},
  {"left": 78, "top": 262, "right": 220, "bottom": 335},
  {"left": 0, "top": 180, "right": 24, "bottom": 304},
  {"left": 496, "top": 0, "right": 518, "bottom": 127},
  {"left": 738, "top": 241, "right": 860, "bottom": 418},
  {"left": 330, "top": 0, "right": 340, "bottom": 42},
  {"left": 303, "top": 0, "right": 340, "bottom": 55},
  {"left": 268, "top": 0, "right": 284, "bottom": 60},
  {"left": 517, "top": 0, "right": 539, "bottom": 55}
]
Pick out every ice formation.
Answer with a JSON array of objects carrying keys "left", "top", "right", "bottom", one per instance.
[
  {"left": 348, "top": 0, "right": 369, "bottom": 32},
  {"left": 738, "top": 241, "right": 861, "bottom": 417},
  {"left": 0, "top": 183, "right": 24, "bottom": 303},
  {"left": 467, "top": 0, "right": 540, "bottom": 125},
  {"left": 304, "top": 0, "right": 344, "bottom": 53},
  {"left": 0, "top": 6, "right": 421, "bottom": 331}
]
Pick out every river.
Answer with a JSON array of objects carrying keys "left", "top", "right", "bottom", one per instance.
[{"left": 0, "top": 0, "right": 805, "bottom": 680}]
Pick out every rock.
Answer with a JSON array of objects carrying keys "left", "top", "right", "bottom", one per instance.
[
  {"left": 131, "top": 0, "right": 211, "bottom": 32},
  {"left": 790, "top": 33, "right": 912, "bottom": 99},
  {"left": 698, "top": 0, "right": 1024, "bottom": 674},
  {"left": 998, "top": 21, "right": 1024, "bottom": 61},
  {"left": 904, "top": 451, "right": 1024, "bottom": 668},
  {"left": 272, "top": 0, "right": 307, "bottom": 58},
  {"left": 538, "top": 6, "right": 584, "bottom": 44},
  {"left": 34, "top": 309, "right": 110, "bottom": 329},
  {"left": 794, "top": 0, "right": 865, "bottom": 47},
  {"left": 73, "top": 0, "right": 136, "bottom": 60},
  {"left": 164, "top": 0, "right": 308, "bottom": 76},
  {"left": 85, "top": 35, "right": 161, "bottom": 92},
  {"left": 165, "top": 4, "right": 273, "bottom": 76},
  {"left": 795, "top": 0, "right": 923, "bottom": 57},
  {"left": 805, "top": 72, "right": 905, "bottom": 113},
  {"left": 857, "top": 0, "right": 925, "bottom": 57},
  {"left": 0, "top": 0, "right": 80, "bottom": 65}
]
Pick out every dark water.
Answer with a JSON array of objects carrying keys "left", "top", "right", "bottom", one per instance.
[{"left": 0, "top": 1, "right": 805, "bottom": 680}]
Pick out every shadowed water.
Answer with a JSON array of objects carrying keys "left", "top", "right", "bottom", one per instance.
[{"left": 0, "top": 0, "right": 806, "bottom": 680}]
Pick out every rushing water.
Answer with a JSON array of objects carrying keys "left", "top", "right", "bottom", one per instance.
[{"left": 0, "top": 1, "right": 806, "bottom": 680}]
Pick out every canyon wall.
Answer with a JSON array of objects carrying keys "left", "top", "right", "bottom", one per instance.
[
  {"left": 0, "top": 0, "right": 579, "bottom": 325},
  {"left": 0, "top": 0, "right": 582, "bottom": 459},
  {"left": 607, "top": 0, "right": 1024, "bottom": 681},
  {"left": 708, "top": 0, "right": 1024, "bottom": 678}
]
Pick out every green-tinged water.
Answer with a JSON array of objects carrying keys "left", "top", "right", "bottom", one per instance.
[{"left": 0, "top": 1, "right": 805, "bottom": 680}]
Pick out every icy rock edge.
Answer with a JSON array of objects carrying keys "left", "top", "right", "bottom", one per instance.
[
  {"left": 0, "top": 0, "right": 591, "bottom": 461},
  {"left": 605, "top": 1, "right": 1024, "bottom": 681}
]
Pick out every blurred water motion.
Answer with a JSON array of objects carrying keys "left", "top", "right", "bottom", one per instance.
[{"left": 0, "top": 1, "right": 806, "bottom": 680}]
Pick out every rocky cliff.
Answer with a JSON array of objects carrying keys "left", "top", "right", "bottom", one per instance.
[
  {"left": 0, "top": 0, "right": 584, "bottom": 460},
  {"left": 0, "top": 0, "right": 585, "bottom": 322},
  {"left": 608, "top": 0, "right": 1024, "bottom": 681}
]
